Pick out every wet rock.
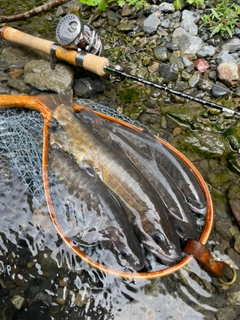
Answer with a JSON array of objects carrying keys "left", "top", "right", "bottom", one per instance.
[
  {"left": 1, "top": 47, "right": 41, "bottom": 67},
  {"left": 7, "top": 78, "right": 31, "bottom": 94},
  {"left": 73, "top": 77, "right": 105, "bottom": 97},
  {"left": 227, "top": 153, "right": 240, "bottom": 174},
  {"left": 154, "top": 46, "right": 169, "bottom": 61},
  {"left": 215, "top": 220, "right": 233, "bottom": 242},
  {"left": 229, "top": 199, "right": 240, "bottom": 226},
  {"left": 217, "top": 62, "right": 240, "bottom": 87},
  {"left": 196, "top": 45, "right": 216, "bottom": 58},
  {"left": 161, "top": 102, "right": 204, "bottom": 126},
  {"left": 234, "top": 233, "right": 240, "bottom": 253},
  {"left": 118, "top": 21, "right": 136, "bottom": 31},
  {"left": 142, "top": 13, "right": 160, "bottom": 34},
  {"left": 74, "top": 291, "right": 89, "bottom": 307},
  {"left": 221, "top": 37, "right": 240, "bottom": 53},
  {"left": 211, "top": 82, "right": 229, "bottom": 98},
  {"left": 14, "top": 301, "right": 49, "bottom": 320},
  {"left": 198, "top": 79, "right": 214, "bottom": 92},
  {"left": 224, "top": 123, "right": 240, "bottom": 152},
  {"left": 207, "top": 169, "right": 232, "bottom": 188},
  {"left": 158, "top": 63, "right": 178, "bottom": 82},
  {"left": 194, "top": 59, "right": 210, "bottom": 73},
  {"left": 188, "top": 72, "right": 201, "bottom": 88},
  {"left": 217, "top": 307, "right": 237, "bottom": 320},
  {"left": 165, "top": 42, "right": 180, "bottom": 51},
  {"left": 24, "top": 60, "right": 74, "bottom": 93},
  {"left": 227, "top": 291, "right": 240, "bottom": 306},
  {"left": 181, "top": 56, "right": 193, "bottom": 68},
  {"left": 107, "top": 10, "right": 120, "bottom": 27},
  {"left": 172, "top": 130, "right": 231, "bottom": 161},
  {"left": 226, "top": 183, "right": 240, "bottom": 200},
  {"left": 159, "top": 2, "right": 175, "bottom": 13},
  {"left": 169, "top": 52, "right": 184, "bottom": 70},
  {"left": 11, "top": 295, "right": 25, "bottom": 310},
  {"left": 172, "top": 27, "right": 204, "bottom": 54},
  {"left": 121, "top": 4, "right": 136, "bottom": 17}
]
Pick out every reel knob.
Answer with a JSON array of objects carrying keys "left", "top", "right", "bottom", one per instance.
[{"left": 56, "top": 14, "right": 104, "bottom": 56}]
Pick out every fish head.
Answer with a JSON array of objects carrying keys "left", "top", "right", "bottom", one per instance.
[
  {"left": 139, "top": 219, "right": 182, "bottom": 265},
  {"left": 103, "top": 227, "right": 144, "bottom": 271}
]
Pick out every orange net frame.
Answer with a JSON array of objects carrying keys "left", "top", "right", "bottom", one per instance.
[{"left": 0, "top": 94, "right": 213, "bottom": 280}]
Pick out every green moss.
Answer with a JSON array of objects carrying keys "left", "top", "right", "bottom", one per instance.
[{"left": 119, "top": 87, "right": 141, "bottom": 103}]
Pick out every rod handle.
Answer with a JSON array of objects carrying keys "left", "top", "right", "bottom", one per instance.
[{"left": 1, "top": 26, "right": 109, "bottom": 76}]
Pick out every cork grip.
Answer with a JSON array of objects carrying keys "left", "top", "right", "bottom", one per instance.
[
  {"left": 82, "top": 53, "right": 109, "bottom": 77},
  {"left": 1, "top": 26, "right": 54, "bottom": 55}
]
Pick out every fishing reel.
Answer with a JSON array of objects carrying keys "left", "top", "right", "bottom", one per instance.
[{"left": 56, "top": 14, "right": 104, "bottom": 56}]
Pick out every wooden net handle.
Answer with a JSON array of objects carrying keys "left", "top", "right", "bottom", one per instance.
[{"left": 1, "top": 26, "right": 109, "bottom": 76}]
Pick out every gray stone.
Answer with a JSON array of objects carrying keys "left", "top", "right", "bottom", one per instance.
[
  {"left": 172, "top": 27, "right": 204, "bottom": 54},
  {"left": 165, "top": 42, "right": 180, "bottom": 51},
  {"left": 154, "top": 46, "right": 169, "bottom": 61},
  {"left": 8, "top": 78, "right": 31, "bottom": 94},
  {"left": 158, "top": 63, "right": 179, "bottom": 82},
  {"left": 181, "top": 20, "right": 198, "bottom": 36},
  {"left": 73, "top": 77, "right": 105, "bottom": 97},
  {"left": 182, "top": 9, "right": 200, "bottom": 23},
  {"left": 181, "top": 56, "right": 193, "bottom": 67},
  {"left": 216, "top": 50, "right": 236, "bottom": 64},
  {"left": 227, "top": 291, "right": 240, "bottom": 306},
  {"left": 211, "top": 82, "right": 229, "bottom": 98},
  {"left": 197, "top": 45, "right": 216, "bottom": 58},
  {"left": 161, "top": 19, "right": 170, "bottom": 28},
  {"left": 221, "top": 37, "right": 240, "bottom": 53},
  {"left": 24, "top": 59, "right": 74, "bottom": 93},
  {"left": 217, "top": 307, "right": 237, "bottom": 320},
  {"left": 188, "top": 72, "right": 201, "bottom": 88},
  {"left": 169, "top": 52, "right": 184, "bottom": 70},
  {"left": 159, "top": 2, "right": 175, "bottom": 13},
  {"left": 217, "top": 62, "right": 240, "bottom": 87},
  {"left": 142, "top": 13, "right": 160, "bottom": 34},
  {"left": 107, "top": 10, "right": 120, "bottom": 27}
]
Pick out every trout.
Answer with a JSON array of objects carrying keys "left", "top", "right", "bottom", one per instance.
[
  {"left": 78, "top": 108, "right": 199, "bottom": 241},
  {"left": 52, "top": 105, "right": 182, "bottom": 265},
  {"left": 49, "top": 143, "right": 145, "bottom": 271}
]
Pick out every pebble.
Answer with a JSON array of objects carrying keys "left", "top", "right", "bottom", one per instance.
[
  {"left": 197, "top": 45, "right": 216, "bottom": 58},
  {"left": 107, "top": 10, "right": 119, "bottom": 27},
  {"left": 158, "top": 62, "right": 179, "bottom": 82},
  {"left": 221, "top": 37, "right": 240, "bottom": 53},
  {"left": 154, "top": 46, "right": 169, "bottom": 61},
  {"left": 165, "top": 42, "right": 180, "bottom": 51},
  {"left": 172, "top": 27, "right": 204, "bottom": 54},
  {"left": 229, "top": 199, "right": 240, "bottom": 226},
  {"left": 142, "top": 13, "right": 160, "bottom": 34},
  {"left": 158, "top": 2, "right": 175, "bottom": 13},
  {"left": 194, "top": 58, "right": 210, "bottom": 73},
  {"left": 217, "top": 62, "right": 240, "bottom": 87},
  {"left": 188, "top": 71, "right": 201, "bottom": 88},
  {"left": 216, "top": 50, "right": 236, "bottom": 64},
  {"left": 73, "top": 77, "right": 105, "bottom": 97},
  {"left": 211, "top": 82, "right": 230, "bottom": 98}
]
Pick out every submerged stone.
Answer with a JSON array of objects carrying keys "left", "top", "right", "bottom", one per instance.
[
  {"left": 227, "top": 153, "right": 240, "bottom": 174},
  {"left": 224, "top": 123, "right": 240, "bottom": 152},
  {"left": 172, "top": 130, "right": 231, "bottom": 161}
]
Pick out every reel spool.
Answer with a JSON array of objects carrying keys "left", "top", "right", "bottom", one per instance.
[{"left": 56, "top": 14, "right": 104, "bottom": 56}]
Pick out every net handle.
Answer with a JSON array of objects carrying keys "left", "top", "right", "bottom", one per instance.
[{"left": 0, "top": 26, "right": 108, "bottom": 76}]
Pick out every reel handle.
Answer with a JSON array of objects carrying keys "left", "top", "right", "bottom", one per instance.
[{"left": 0, "top": 26, "right": 109, "bottom": 76}]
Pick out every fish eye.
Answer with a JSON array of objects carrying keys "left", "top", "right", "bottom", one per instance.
[
  {"left": 176, "top": 226, "right": 185, "bottom": 234},
  {"left": 120, "top": 249, "right": 129, "bottom": 260},
  {"left": 153, "top": 232, "right": 165, "bottom": 245}
]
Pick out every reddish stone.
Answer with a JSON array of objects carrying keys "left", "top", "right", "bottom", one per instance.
[{"left": 194, "top": 58, "right": 210, "bottom": 73}]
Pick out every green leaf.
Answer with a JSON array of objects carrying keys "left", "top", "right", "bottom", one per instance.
[
  {"left": 210, "top": 23, "right": 223, "bottom": 37},
  {"left": 210, "top": 8, "right": 220, "bottom": 20},
  {"left": 225, "top": 25, "right": 233, "bottom": 38},
  {"left": 173, "top": 0, "right": 182, "bottom": 10}
]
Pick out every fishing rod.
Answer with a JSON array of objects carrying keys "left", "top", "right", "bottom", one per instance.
[{"left": 1, "top": 14, "right": 240, "bottom": 117}]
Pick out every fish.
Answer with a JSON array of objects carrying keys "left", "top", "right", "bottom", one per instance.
[
  {"left": 78, "top": 108, "right": 199, "bottom": 241},
  {"left": 52, "top": 105, "right": 182, "bottom": 265},
  {"left": 49, "top": 143, "right": 145, "bottom": 271},
  {"left": 83, "top": 112, "right": 207, "bottom": 216}
]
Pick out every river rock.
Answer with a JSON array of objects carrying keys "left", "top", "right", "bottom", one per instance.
[
  {"left": 224, "top": 123, "right": 240, "bottom": 152},
  {"left": 188, "top": 71, "right": 201, "bottom": 88},
  {"left": 181, "top": 10, "right": 200, "bottom": 36},
  {"left": 217, "top": 62, "right": 240, "bottom": 87},
  {"left": 107, "top": 10, "right": 120, "bottom": 27},
  {"left": 142, "top": 13, "right": 160, "bottom": 34},
  {"left": 159, "top": 2, "right": 175, "bottom": 13},
  {"left": 7, "top": 78, "right": 31, "bottom": 94},
  {"left": 229, "top": 199, "right": 240, "bottom": 226},
  {"left": 172, "top": 27, "right": 204, "bottom": 54},
  {"left": 227, "top": 291, "right": 240, "bottom": 306},
  {"left": 154, "top": 46, "right": 169, "bottom": 61},
  {"left": 24, "top": 59, "right": 74, "bottom": 93},
  {"left": 221, "top": 37, "right": 240, "bottom": 53},
  {"left": 73, "top": 77, "right": 105, "bottom": 97},
  {"left": 171, "top": 130, "right": 231, "bottom": 161},
  {"left": 211, "top": 82, "right": 229, "bottom": 98},
  {"left": 158, "top": 63, "right": 179, "bottom": 82},
  {"left": 194, "top": 59, "right": 210, "bottom": 73},
  {"left": 216, "top": 50, "right": 237, "bottom": 64},
  {"left": 196, "top": 45, "right": 216, "bottom": 58}
]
